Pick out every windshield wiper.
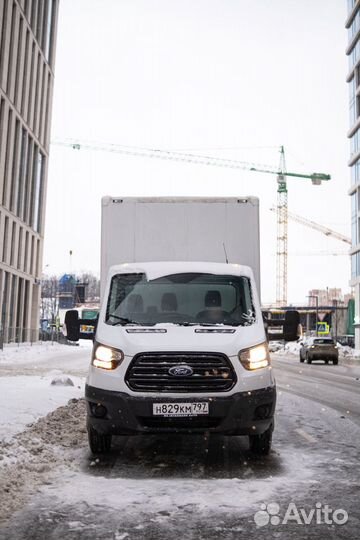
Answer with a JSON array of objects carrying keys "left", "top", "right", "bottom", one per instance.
[
  {"left": 198, "top": 322, "right": 241, "bottom": 327},
  {"left": 108, "top": 315, "right": 142, "bottom": 326}
]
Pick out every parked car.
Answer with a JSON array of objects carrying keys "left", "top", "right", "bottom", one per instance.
[{"left": 299, "top": 337, "right": 338, "bottom": 365}]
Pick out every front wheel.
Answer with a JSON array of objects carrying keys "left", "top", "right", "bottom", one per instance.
[
  {"left": 306, "top": 354, "right": 312, "bottom": 364},
  {"left": 249, "top": 424, "right": 273, "bottom": 456},
  {"left": 300, "top": 354, "right": 304, "bottom": 363},
  {"left": 333, "top": 359, "right": 339, "bottom": 365},
  {"left": 88, "top": 427, "right": 112, "bottom": 454}
]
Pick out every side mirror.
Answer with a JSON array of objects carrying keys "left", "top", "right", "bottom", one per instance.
[
  {"left": 64, "top": 310, "right": 80, "bottom": 342},
  {"left": 283, "top": 311, "right": 300, "bottom": 342}
]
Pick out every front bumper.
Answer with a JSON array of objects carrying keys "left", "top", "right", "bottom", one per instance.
[{"left": 85, "top": 384, "right": 276, "bottom": 436}]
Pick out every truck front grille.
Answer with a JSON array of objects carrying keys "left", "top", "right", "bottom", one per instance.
[{"left": 125, "top": 352, "right": 236, "bottom": 393}]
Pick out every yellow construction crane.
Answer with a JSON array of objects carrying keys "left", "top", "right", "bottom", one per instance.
[
  {"left": 270, "top": 207, "right": 351, "bottom": 245},
  {"left": 51, "top": 139, "right": 331, "bottom": 306}
]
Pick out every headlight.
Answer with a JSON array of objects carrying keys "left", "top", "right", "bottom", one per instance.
[
  {"left": 92, "top": 344, "right": 124, "bottom": 370},
  {"left": 238, "top": 342, "right": 270, "bottom": 370}
]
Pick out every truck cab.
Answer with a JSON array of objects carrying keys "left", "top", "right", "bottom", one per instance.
[{"left": 65, "top": 261, "right": 300, "bottom": 456}]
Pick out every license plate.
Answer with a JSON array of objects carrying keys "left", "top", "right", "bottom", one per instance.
[
  {"left": 152, "top": 402, "right": 209, "bottom": 417},
  {"left": 80, "top": 324, "right": 94, "bottom": 334}
]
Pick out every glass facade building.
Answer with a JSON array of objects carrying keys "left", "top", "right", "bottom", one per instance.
[
  {"left": 0, "top": 0, "right": 59, "bottom": 342},
  {"left": 347, "top": 0, "right": 360, "bottom": 347}
]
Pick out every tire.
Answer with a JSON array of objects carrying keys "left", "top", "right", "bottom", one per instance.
[
  {"left": 333, "top": 359, "right": 338, "bottom": 365},
  {"left": 300, "top": 354, "right": 304, "bottom": 363},
  {"left": 249, "top": 424, "right": 273, "bottom": 456},
  {"left": 88, "top": 427, "right": 112, "bottom": 454},
  {"left": 325, "top": 360, "right": 329, "bottom": 365},
  {"left": 306, "top": 354, "right": 312, "bottom": 364}
]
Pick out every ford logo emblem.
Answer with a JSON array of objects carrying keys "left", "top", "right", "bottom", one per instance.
[{"left": 168, "top": 365, "right": 193, "bottom": 377}]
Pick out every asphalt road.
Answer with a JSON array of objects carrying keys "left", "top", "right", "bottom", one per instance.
[
  {"left": 272, "top": 355, "right": 360, "bottom": 425},
  {"left": 1, "top": 353, "right": 359, "bottom": 540}
]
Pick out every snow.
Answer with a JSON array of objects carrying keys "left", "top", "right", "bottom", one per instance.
[
  {"left": 0, "top": 340, "right": 92, "bottom": 367},
  {"left": 48, "top": 465, "right": 315, "bottom": 518},
  {"left": 271, "top": 340, "right": 360, "bottom": 360},
  {"left": 0, "top": 341, "right": 91, "bottom": 440},
  {"left": 0, "top": 398, "right": 87, "bottom": 522},
  {"left": 0, "top": 375, "right": 84, "bottom": 439}
]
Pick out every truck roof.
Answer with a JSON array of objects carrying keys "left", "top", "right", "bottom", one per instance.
[
  {"left": 103, "top": 196, "right": 258, "bottom": 205},
  {"left": 108, "top": 261, "right": 254, "bottom": 280}
]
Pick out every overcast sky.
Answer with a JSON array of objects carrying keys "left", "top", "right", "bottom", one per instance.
[{"left": 44, "top": 0, "right": 350, "bottom": 304}]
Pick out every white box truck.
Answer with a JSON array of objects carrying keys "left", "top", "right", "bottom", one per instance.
[{"left": 65, "top": 196, "right": 299, "bottom": 456}]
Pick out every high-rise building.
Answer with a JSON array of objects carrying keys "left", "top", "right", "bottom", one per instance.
[
  {"left": 346, "top": 0, "right": 360, "bottom": 347},
  {"left": 0, "top": 0, "right": 59, "bottom": 342}
]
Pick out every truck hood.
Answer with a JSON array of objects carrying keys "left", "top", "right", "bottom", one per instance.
[{"left": 96, "top": 323, "right": 266, "bottom": 357}]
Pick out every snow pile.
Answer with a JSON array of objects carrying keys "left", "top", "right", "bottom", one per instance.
[
  {"left": 268, "top": 341, "right": 284, "bottom": 352},
  {"left": 0, "top": 375, "right": 84, "bottom": 440},
  {"left": 51, "top": 375, "right": 75, "bottom": 386},
  {"left": 271, "top": 340, "right": 360, "bottom": 360},
  {"left": 0, "top": 398, "right": 87, "bottom": 523},
  {"left": 338, "top": 345, "right": 360, "bottom": 359},
  {"left": 272, "top": 341, "right": 302, "bottom": 356}
]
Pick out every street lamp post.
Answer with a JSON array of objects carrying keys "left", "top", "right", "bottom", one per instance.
[
  {"left": 333, "top": 299, "right": 338, "bottom": 343},
  {"left": 307, "top": 295, "right": 319, "bottom": 336}
]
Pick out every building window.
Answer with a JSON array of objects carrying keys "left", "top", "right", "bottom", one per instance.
[
  {"left": 351, "top": 160, "right": 360, "bottom": 186},
  {"left": 2, "top": 216, "right": 9, "bottom": 263},
  {"left": 17, "top": 227, "right": 23, "bottom": 270},
  {"left": 10, "top": 221, "right": 16, "bottom": 266},
  {"left": 2, "top": 109, "right": 13, "bottom": 207},
  {"left": 23, "top": 279, "right": 29, "bottom": 334},
  {"left": 0, "top": 2, "right": 9, "bottom": 84},
  {"left": 348, "top": 8, "right": 360, "bottom": 40},
  {"left": 10, "top": 119, "right": 21, "bottom": 213},
  {"left": 348, "top": 40, "right": 360, "bottom": 71},
  {"left": 17, "top": 128, "right": 28, "bottom": 220},
  {"left": 16, "top": 278, "right": 23, "bottom": 331},
  {"left": 1, "top": 271, "right": 9, "bottom": 329},
  {"left": 21, "top": 30, "right": 30, "bottom": 116},
  {"left": 351, "top": 190, "right": 357, "bottom": 245},
  {"left": 350, "top": 128, "right": 360, "bottom": 155},
  {"left": 24, "top": 135, "right": 33, "bottom": 225},
  {"left": 36, "top": 238, "right": 40, "bottom": 277},
  {"left": 27, "top": 40, "right": 35, "bottom": 125},
  {"left": 44, "top": 0, "right": 54, "bottom": 62},
  {"left": 24, "top": 230, "right": 29, "bottom": 272},
  {"left": 6, "top": 2, "right": 17, "bottom": 95},
  {"left": 9, "top": 274, "right": 17, "bottom": 334},
  {"left": 30, "top": 0, "right": 37, "bottom": 30},
  {"left": 348, "top": 0, "right": 356, "bottom": 14},
  {"left": 350, "top": 75, "right": 356, "bottom": 102},
  {"left": 350, "top": 99, "right": 356, "bottom": 125},
  {"left": 33, "top": 150, "right": 44, "bottom": 232},
  {"left": 30, "top": 235, "right": 35, "bottom": 275},
  {"left": 14, "top": 16, "right": 24, "bottom": 106}
]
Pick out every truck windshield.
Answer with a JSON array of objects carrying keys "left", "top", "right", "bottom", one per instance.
[{"left": 105, "top": 272, "right": 256, "bottom": 326}]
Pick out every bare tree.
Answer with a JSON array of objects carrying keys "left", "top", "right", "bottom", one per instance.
[{"left": 40, "top": 275, "right": 59, "bottom": 322}]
